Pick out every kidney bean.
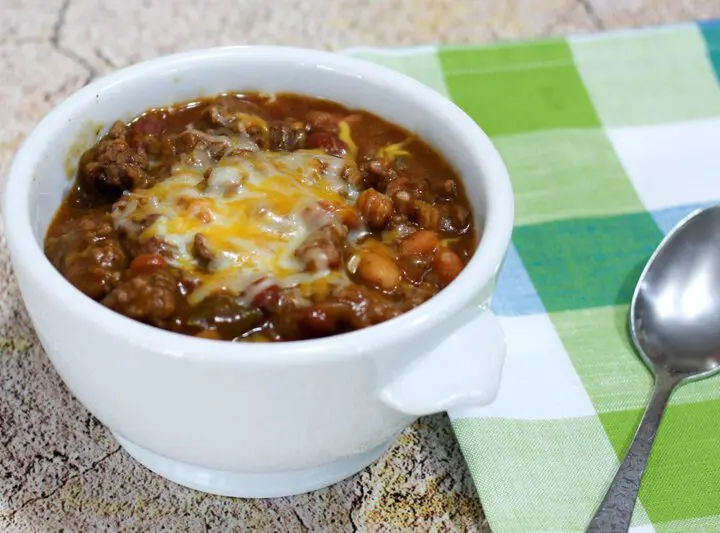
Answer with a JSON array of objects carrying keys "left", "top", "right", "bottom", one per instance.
[
  {"left": 433, "top": 247, "right": 464, "bottom": 287},
  {"left": 357, "top": 251, "right": 401, "bottom": 292},
  {"left": 306, "top": 131, "right": 347, "bottom": 157},
  {"left": 253, "top": 285, "right": 281, "bottom": 314},
  {"left": 399, "top": 230, "right": 440, "bottom": 256},
  {"left": 298, "top": 305, "right": 338, "bottom": 338}
]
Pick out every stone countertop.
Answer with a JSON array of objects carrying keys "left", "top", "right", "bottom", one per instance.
[{"left": 1, "top": 1, "right": 718, "bottom": 531}]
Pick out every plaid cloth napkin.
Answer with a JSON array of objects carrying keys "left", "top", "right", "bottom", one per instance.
[{"left": 348, "top": 19, "right": 720, "bottom": 533}]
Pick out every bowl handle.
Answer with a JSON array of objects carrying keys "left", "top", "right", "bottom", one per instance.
[{"left": 378, "top": 308, "right": 506, "bottom": 416}]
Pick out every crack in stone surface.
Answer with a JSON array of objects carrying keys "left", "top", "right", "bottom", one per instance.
[
  {"left": 8, "top": 446, "right": 121, "bottom": 517},
  {"left": 541, "top": 2, "right": 589, "bottom": 35},
  {"left": 348, "top": 474, "right": 366, "bottom": 532},
  {"left": 50, "top": 0, "right": 69, "bottom": 46},
  {"left": 49, "top": 0, "right": 97, "bottom": 85},
  {"left": 93, "top": 46, "right": 118, "bottom": 69},
  {"left": 578, "top": 0, "right": 605, "bottom": 29},
  {"left": 290, "top": 507, "right": 310, "bottom": 531}
]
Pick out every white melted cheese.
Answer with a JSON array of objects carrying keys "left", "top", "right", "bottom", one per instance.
[{"left": 113, "top": 148, "right": 358, "bottom": 304}]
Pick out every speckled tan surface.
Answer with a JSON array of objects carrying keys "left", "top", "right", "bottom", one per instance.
[{"left": 2, "top": 1, "right": 719, "bottom": 531}]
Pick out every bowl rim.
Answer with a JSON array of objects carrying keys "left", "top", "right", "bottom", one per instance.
[{"left": 2, "top": 45, "right": 514, "bottom": 364}]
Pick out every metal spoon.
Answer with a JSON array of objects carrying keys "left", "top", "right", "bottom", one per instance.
[{"left": 587, "top": 205, "right": 720, "bottom": 533}]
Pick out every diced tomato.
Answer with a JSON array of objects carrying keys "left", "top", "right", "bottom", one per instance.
[
  {"left": 130, "top": 253, "right": 167, "bottom": 272},
  {"left": 306, "top": 131, "right": 347, "bottom": 157},
  {"left": 131, "top": 116, "right": 165, "bottom": 136}
]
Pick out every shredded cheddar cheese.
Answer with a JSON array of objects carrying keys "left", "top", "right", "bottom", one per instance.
[
  {"left": 338, "top": 121, "right": 358, "bottom": 157},
  {"left": 377, "top": 141, "right": 410, "bottom": 161},
  {"left": 112, "top": 149, "right": 359, "bottom": 304}
]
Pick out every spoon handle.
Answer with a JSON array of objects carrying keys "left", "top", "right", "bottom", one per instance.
[{"left": 587, "top": 372, "right": 681, "bottom": 533}]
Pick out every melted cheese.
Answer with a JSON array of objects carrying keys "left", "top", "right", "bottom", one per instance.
[
  {"left": 113, "top": 148, "right": 358, "bottom": 304},
  {"left": 377, "top": 141, "right": 410, "bottom": 161},
  {"left": 338, "top": 121, "right": 357, "bottom": 157}
]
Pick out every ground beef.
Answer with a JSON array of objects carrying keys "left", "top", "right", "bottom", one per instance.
[
  {"left": 44, "top": 211, "right": 128, "bottom": 299},
  {"left": 192, "top": 233, "right": 215, "bottom": 263},
  {"left": 333, "top": 284, "right": 402, "bottom": 327},
  {"left": 124, "top": 236, "right": 175, "bottom": 259},
  {"left": 294, "top": 224, "right": 348, "bottom": 271},
  {"left": 204, "top": 97, "right": 269, "bottom": 130},
  {"left": 79, "top": 121, "right": 150, "bottom": 197},
  {"left": 102, "top": 267, "right": 181, "bottom": 326},
  {"left": 172, "top": 129, "right": 232, "bottom": 161},
  {"left": 362, "top": 158, "right": 398, "bottom": 191},
  {"left": 274, "top": 282, "right": 404, "bottom": 340},
  {"left": 268, "top": 121, "right": 307, "bottom": 151}
]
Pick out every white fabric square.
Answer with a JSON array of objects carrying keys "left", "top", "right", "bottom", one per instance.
[
  {"left": 449, "top": 313, "right": 596, "bottom": 420},
  {"left": 607, "top": 117, "right": 720, "bottom": 211},
  {"left": 629, "top": 524, "right": 657, "bottom": 533}
]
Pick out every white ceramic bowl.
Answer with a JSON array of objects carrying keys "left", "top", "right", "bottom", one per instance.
[{"left": 2, "top": 46, "right": 514, "bottom": 498}]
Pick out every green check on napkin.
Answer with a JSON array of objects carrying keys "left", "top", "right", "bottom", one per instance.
[{"left": 349, "top": 20, "right": 720, "bottom": 533}]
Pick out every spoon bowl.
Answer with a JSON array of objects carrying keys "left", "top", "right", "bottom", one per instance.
[
  {"left": 588, "top": 205, "right": 720, "bottom": 532},
  {"left": 631, "top": 205, "right": 720, "bottom": 377}
]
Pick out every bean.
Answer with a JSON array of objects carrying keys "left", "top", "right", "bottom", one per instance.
[
  {"left": 357, "top": 251, "right": 401, "bottom": 292},
  {"left": 433, "top": 247, "right": 464, "bottom": 287},
  {"left": 395, "top": 191, "right": 411, "bottom": 202},
  {"left": 335, "top": 205, "right": 361, "bottom": 229},
  {"left": 357, "top": 188, "right": 394, "bottom": 229},
  {"left": 410, "top": 200, "right": 440, "bottom": 230},
  {"left": 306, "top": 131, "right": 347, "bottom": 157},
  {"left": 386, "top": 176, "right": 430, "bottom": 198},
  {"left": 253, "top": 285, "right": 281, "bottom": 313},
  {"left": 438, "top": 203, "right": 470, "bottom": 234},
  {"left": 399, "top": 230, "right": 440, "bottom": 256},
  {"left": 385, "top": 177, "right": 411, "bottom": 197},
  {"left": 343, "top": 165, "right": 363, "bottom": 188},
  {"left": 442, "top": 179, "right": 457, "bottom": 198},
  {"left": 298, "top": 306, "right": 337, "bottom": 338},
  {"left": 399, "top": 254, "right": 432, "bottom": 284},
  {"left": 367, "top": 159, "right": 398, "bottom": 190}
]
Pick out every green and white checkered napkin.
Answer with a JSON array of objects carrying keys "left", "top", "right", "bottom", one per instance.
[{"left": 348, "top": 20, "right": 720, "bottom": 533}]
